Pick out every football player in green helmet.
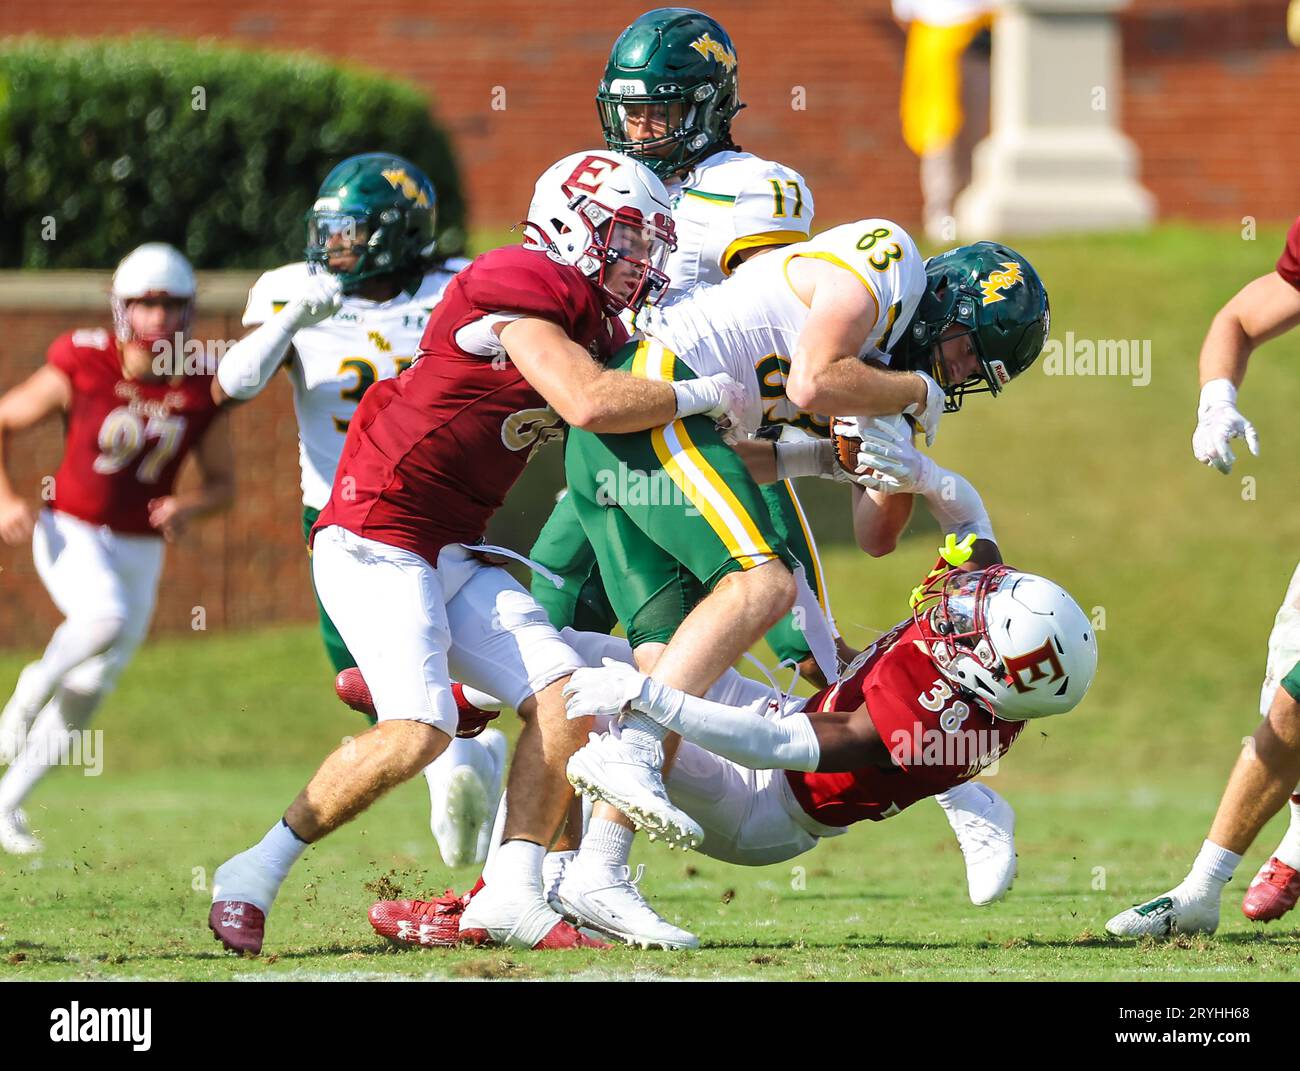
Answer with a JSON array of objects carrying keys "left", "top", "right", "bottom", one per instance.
[
  {"left": 597, "top": 7, "right": 743, "bottom": 179},
  {"left": 898, "top": 242, "right": 1051, "bottom": 412},
  {"left": 304, "top": 152, "right": 440, "bottom": 300},
  {"left": 211, "top": 154, "right": 506, "bottom": 872}
]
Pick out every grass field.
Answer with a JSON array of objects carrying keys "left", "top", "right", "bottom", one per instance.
[{"left": 3, "top": 222, "right": 1300, "bottom": 980}]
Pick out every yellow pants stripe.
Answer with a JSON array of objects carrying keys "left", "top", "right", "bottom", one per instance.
[{"left": 633, "top": 340, "right": 776, "bottom": 571}]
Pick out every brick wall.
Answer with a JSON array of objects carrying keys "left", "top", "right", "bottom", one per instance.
[{"left": 1, "top": 1, "right": 1294, "bottom": 233}]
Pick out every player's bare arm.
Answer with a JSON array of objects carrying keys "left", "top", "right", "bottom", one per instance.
[
  {"left": 1199, "top": 269, "right": 1300, "bottom": 387},
  {"left": 1191, "top": 268, "right": 1300, "bottom": 474},
  {"left": 499, "top": 317, "right": 740, "bottom": 434},
  {"left": 0, "top": 365, "right": 72, "bottom": 545},
  {"left": 147, "top": 408, "right": 236, "bottom": 541},
  {"left": 784, "top": 259, "right": 933, "bottom": 420}
]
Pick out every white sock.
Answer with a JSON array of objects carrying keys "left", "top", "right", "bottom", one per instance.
[
  {"left": 575, "top": 817, "right": 634, "bottom": 874},
  {"left": 1273, "top": 794, "right": 1300, "bottom": 869},
  {"left": 1186, "top": 839, "right": 1241, "bottom": 895},
  {"left": 255, "top": 819, "right": 309, "bottom": 885},
  {"left": 458, "top": 684, "right": 505, "bottom": 713},
  {"left": 621, "top": 710, "right": 668, "bottom": 750},
  {"left": 542, "top": 849, "right": 576, "bottom": 901},
  {"left": 490, "top": 839, "right": 544, "bottom": 895},
  {"left": 934, "top": 781, "right": 991, "bottom": 817}
]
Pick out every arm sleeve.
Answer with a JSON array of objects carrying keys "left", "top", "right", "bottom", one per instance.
[
  {"left": 918, "top": 462, "right": 996, "bottom": 542},
  {"left": 1276, "top": 217, "right": 1300, "bottom": 291},
  {"left": 636, "top": 686, "right": 821, "bottom": 772}
]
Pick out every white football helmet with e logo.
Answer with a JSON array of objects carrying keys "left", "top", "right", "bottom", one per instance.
[
  {"left": 110, "top": 242, "right": 197, "bottom": 345},
  {"left": 916, "top": 566, "right": 1097, "bottom": 721},
  {"left": 523, "top": 150, "right": 676, "bottom": 314}
]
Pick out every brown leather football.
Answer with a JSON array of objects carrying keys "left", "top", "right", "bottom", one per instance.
[{"left": 833, "top": 427, "right": 859, "bottom": 475}]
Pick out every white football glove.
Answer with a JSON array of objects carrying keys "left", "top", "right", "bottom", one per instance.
[
  {"left": 833, "top": 416, "right": 934, "bottom": 494},
  {"left": 563, "top": 659, "right": 650, "bottom": 720},
  {"left": 1192, "top": 379, "right": 1259, "bottom": 475},
  {"left": 903, "top": 370, "right": 946, "bottom": 447},
  {"left": 285, "top": 272, "right": 344, "bottom": 329},
  {"left": 671, "top": 372, "right": 750, "bottom": 442}
]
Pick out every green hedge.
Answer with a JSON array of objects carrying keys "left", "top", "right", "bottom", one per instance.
[{"left": 0, "top": 36, "right": 467, "bottom": 268}]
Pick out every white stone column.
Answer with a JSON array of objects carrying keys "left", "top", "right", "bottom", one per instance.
[{"left": 954, "top": 0, "right": 1155, "bottom": 237}]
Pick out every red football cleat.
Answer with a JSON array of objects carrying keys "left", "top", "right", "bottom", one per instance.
[
  {"left": 369, "top": 891, "right": 477, "bottom": 947},
  {"left": 209, "top": 900, "right": 266, "bottom": 955},
  {"left": 451, "top": 682, "right": 501, "bottom": 739},
  {"left": 335, "top": 668, "right": 376, "bottom": 719},
  {"left": 1242, "top": 856, "right": 1300, "bottom": 922},
  {"left": 530, "top": 919, "right": 611, "bottom": 950}
]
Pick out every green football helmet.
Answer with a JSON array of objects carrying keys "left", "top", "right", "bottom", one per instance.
[
  {"left": 597, "top": 8, "right": 743, "bottom": 178},
  {"left": 305, "top": 153, "right": 437, "bottom": 292},
  {"left": 898, "top": 242, "right": 1050, "bottom": 411}
]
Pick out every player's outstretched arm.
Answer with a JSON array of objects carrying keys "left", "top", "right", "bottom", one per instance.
[
  {"left": 146, "top": 409, "right": 236, "bottom": 542},
  {"left": 212, "top": 274, "right": 342, "bottom": 406},
  {"left": 500, "top": 317, "right": 743, "bottom": 434},
  {"left": 842, "top": 417, "right": 997, "bottom": 552},
  {"left": 1199, "top": 270, "right": 1300, "bottom": 389},
  {"left": 1192, "top": 269, "right": 1300, "bottom": 474},
  {"left": 563, "top": 658, "right": 891, "bottom": 774},
  {"left": 0, "top": 365, "right": 71, "bottom": 545}
]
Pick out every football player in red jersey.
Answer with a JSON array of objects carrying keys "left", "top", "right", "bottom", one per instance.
[
  {"left": 207, "top": 150, "right": 749, "bottom": 954},
  {"left": 0, "top": 243, "right": 233, "bottom": 855},
  {"left": 367, "top": 545, "right": 1097, "bottom": 949},
  {"left": 1108, "top": 216, "right": 1300, "bottom": 937},
  {"left": 563, "top": 552, "right": 1096, "bottom": 866}
]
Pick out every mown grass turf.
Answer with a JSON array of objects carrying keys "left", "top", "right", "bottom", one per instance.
[{"left": 3, "top": 222, "right": 1299, "bottom": 979}]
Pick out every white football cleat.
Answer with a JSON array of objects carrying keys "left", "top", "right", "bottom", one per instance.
[
  {"left": 0, "top": 808, "right": 42, "bottom": 855},
  {"left": 566, "top": 732, "right": 703, "bottom": 851},
  {"left": 1105, "top": 882, "right": 1221, "bottom": 937},
  {"left": 426, "top": 729, "right": 507, "bottom": 869},
  {"left": 556, "top": 862, "right": 698, "bottom": 950},
  {"left": 458, "top": 879, "right": 604, "bottom": 949},
  {"left": 940, "top": 782, "right": 1017, "bottom": 905}
]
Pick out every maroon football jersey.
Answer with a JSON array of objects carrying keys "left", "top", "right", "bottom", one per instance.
[
  {"left": 1277, "top": 216, "right": 1300, "bottom": 290},
  {"left": 314, "top": 246, "right": 628, "bottom": 564},
  {"left": 46, "top": 329, "right": 220, "bottom": 536},
  {"left": 786, "top": 619, "right": 1023, "bottom": 826}
]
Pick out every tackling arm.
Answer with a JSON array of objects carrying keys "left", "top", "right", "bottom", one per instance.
[
  {"left": 0, "top": 365, "right": 71, "bottom": 544},
  {"left": 501, "top": 317, "right": 741, "bottom": 434}
]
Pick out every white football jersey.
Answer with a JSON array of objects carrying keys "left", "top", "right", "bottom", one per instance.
[
  {"left": 242, "top": 260, "right": 466, "bottom": 509},
  {"left": 660, "top": 150, "right": 815, "bottom": 304},
  {"left": 639, "top": 220, "right": 926, "bottom": 438}
]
